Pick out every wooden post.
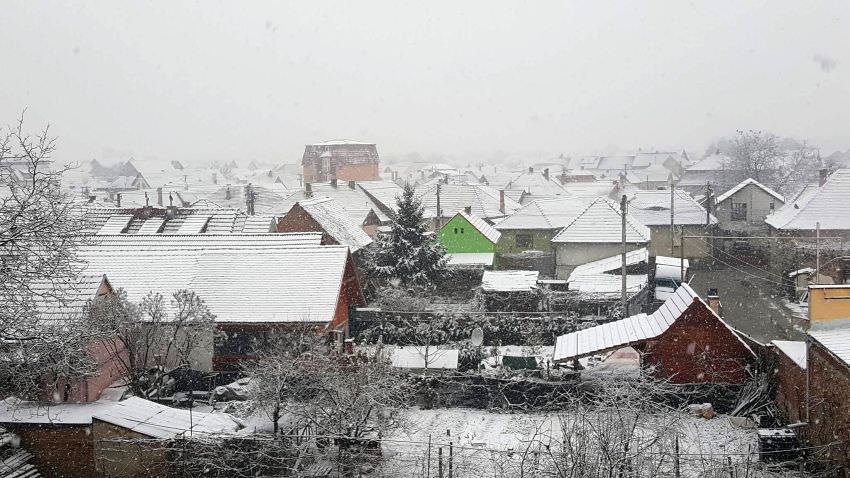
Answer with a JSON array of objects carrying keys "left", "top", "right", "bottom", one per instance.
[
  {"left": 447, "top": 429, "right": 453, "bottom": 478},
  {"left": 438, "top": 447, "right": 444, "bottom": 478},
  {"left": 674, "top": 435, "right": 680, "bottom": 478},
  {"left": 426, "top": 434, "right": 432, "bottom": 478}
]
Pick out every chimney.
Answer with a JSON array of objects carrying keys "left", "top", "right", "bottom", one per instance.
[
  {"left": 706, "top": 288, "right": 722, "bottom": 317},
  {"left": 528, "top": 166, "right": 534, "bottom": 173},
  {"left": 819, "top": 168, "right": 828, "bottom": 187},
  {"left": 543, "top": 168, "right": 549, "bottom": 180},
  {"left": 116, "top": 193, "right": 121, "bottom": 207},
  {"left": 183, "top": 174, "right": 188, "bottom": 191},
  {"left": 348, "top": 180, "right": 356, "bottom": 190},
  {"left": 212, "top": 172, "right": 218, "bottom": 185},
  {"left": 499, "top": 190, "right": 506, "bottom": 214},
  {"left": 330, "top": 178, "right": 338, "bottom": 188},
  {"left": 144, "top": 192, "right": 150, "bottom": 207},
  {"left": 420, "top": 170, "right": 425, "bottom": 179},
  {"left": 305, "top": 182, "right": 313, "bottom": 197},
  {"left": 166, "top": 205, "right": 178, "bottom": 220},
  {"left": 225, "top": 185, "right": 232, "bottom": 200},
  {"left": 464, "top": 206, "right": 472, "bottom": 215},
  {"left": 156, "top": 187, "right": 163, "bottom": 207}
]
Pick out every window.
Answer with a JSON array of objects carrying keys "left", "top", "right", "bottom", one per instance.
[
  {"left": 516, "top": 234, "right": 533, "bottom": 248},
  {"left": 460, "top": 227, "right": 464, "bottom": 234},
  {"left": 454, "top": 227, "right": 458, "bottom": 234},
  {"left": 769, "top": 202, "right": 775, "bottom": 211},
  {"left": 731, "top": 202, "right": 747, "bottom": 221}
]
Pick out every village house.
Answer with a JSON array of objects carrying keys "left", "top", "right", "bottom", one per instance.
[
  {"left": 676, "top": 153, "right": 733, "bottom": 195},
  {"left": 76, "top": 234, "right": 364, "bottom": 371},
  {"left": 766, "top": 169, "right": 850, "bottom": 239},
  {"left": 565, "top": 248, "right": 650, "bottom": 316},
  {"left": 415, "top": 182, "right": 521, "bottom": 229},
  {"left": 301, "top": 140, "right": 381, "bottom": 183},
  {"left": 626, "top": 189, "right": 717, "bottom": 260},
  {"left": 550, "top": 198, "right": 650, "bottom": 279},
  {"left": 773, "top": 284, "right": 850, "bottom": 471},
  {"left": 714, "top": 178, "right": 785, "bottom": 234},
  {"left": 493, "top": 197, "right": 587, "bottom": 275},
  {"left": 553, "top": 284, "right": 757, "bottom": 384},
  {"left": 0, "top": 396, "right": 240, "bottom": 478},
  {"left": 438, "top": 209, "right": 501, "bottom": 268},
  {"left": 502, "top": 167, "right": 571, "bottom": 204},
  {"left": 276, "top": 196, "right": 374, "bottom": 252}
]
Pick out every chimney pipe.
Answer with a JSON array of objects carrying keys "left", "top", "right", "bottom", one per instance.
[
  {"left": 116, "top": 193, "right": 121, "bottom": 207},
  {"left": 528, "top": 166, "right": 534, "bottom": 173},
  {"left": 144, "top": 192, "right": 150, "bottom": 207},
  {"left": 499, "top": 190, "right": 506, "bottom": 214},
  {"left": 464, "top": 206, "right": 472, "bottom": 215},
  {"left": 212, "top": 172, "right": 217, "bottom": 185},
  {"left": 706, "top": 288, "right": 722, "bottom": 317},
  {"left": 819, "top": 168, "right": 828, "bottom": 187},
  {"left": 305, "top": 182, "right": 313, "bottom": 197},
  {"left": 156, "top": 187, "right": 163, "bottom": 207},
  {"left": 348, "top": 180, "right": 356, "bottom": 190},
  {"left": 225, "top": 185, "right": 232, "bottom": 200},
  {"left": 543, "top": 168, "right": 549, "bottom": 180}
]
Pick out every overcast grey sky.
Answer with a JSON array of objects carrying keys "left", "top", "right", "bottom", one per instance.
[{"left": 2, "top": 1, "right": 848, "bottom": 165}]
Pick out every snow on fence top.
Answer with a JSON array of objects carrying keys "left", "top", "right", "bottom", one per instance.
[{"left": 481, "top": 270, "right": 539, "bottom": 292}]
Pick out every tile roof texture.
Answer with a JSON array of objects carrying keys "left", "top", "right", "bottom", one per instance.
[
  {"left": 765, "top": 169, "right": 850, "bottom": 230},
  {"left": 78, "top": 235, "right": 348, "bottom": 323},
  {"left": 551, "top": 198, "right": 650, "bottom": 243},
  {"left": 627, "top": 189, "right": 717, "bottom": 226},
  {"left": 494, "top": 197, "right": 588, "bottom": 230},
  {"left": 417, "top": 183, "right": 521, "bottom": 219},
  {"left": 456, "top": 211, "right": 501, "bottom": 244},
  {"left": 296, "top": 196, "right": 374, "bottom": 251}
]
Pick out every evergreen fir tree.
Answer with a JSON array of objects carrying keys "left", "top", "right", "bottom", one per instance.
[{"left": 366, "top": 182, "right": 447, "bottom": 286}]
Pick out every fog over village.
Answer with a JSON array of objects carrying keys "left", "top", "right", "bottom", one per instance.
[{"left": 2, "top": 2, "right": 850, "bottom": 477}]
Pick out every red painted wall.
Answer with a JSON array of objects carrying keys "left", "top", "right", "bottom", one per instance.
[
  {"left": 643, "top": 300, "right": 755, "bottom": 384},
  {"left": 276, "top": 204, "right": 339, "bottom": 246}
]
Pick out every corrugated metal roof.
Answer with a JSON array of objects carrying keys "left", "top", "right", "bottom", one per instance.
[
  {"left": 240, "top": 215, "right": 275, "bottom": 233},
  {"left": 766, "top": 169, "right": 850, "bottom": 230},
  {"left": 809, "top": 322, "right": 850, "bottom": 368},
  {"left": 455, "top": 211, "right": 501, "bottom": 244},
  {"left": 136, "top": 218, "right": 165, "bottom": 234},
  {"left": 298, "top": 196, "right": 373, "bottom": 251},
  {"left": 96, "top": 215, "right": 133, "bottom": 235},
  {"left": 92, "top": 397, "right": 239, "bottom": 438},
  {"left": 627, "top": 189, "right": 717, "bottom": 226},
  {"left": 494, "top": 197, "right": 588, "bottom": 231},
  {"left": 567, "top": 249, "right": 648, "bottom": 298},
  {"left": 481, "top": 270, "right": 539, "bottom": 292},
  {"left": 553, "top": 283, "right": 755, "bottom": 362},
  {"left": 551, "top": 198, "right": 650, "bottom": 243},
  {"left": 716, "top": 178, "right": 785, "bottom": 204}
]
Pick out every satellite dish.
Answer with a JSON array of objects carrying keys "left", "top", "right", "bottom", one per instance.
[{"left": 470, "top": 328, "right": 484, "bottom": 347}]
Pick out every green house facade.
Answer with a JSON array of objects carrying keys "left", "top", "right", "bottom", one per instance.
[{"left": 438, "top": 210, "right": 500, "bottom": 253}]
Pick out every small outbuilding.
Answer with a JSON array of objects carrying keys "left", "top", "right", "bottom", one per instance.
[{"left": 439, "top": 209, "right": 501, "bottom": 268}]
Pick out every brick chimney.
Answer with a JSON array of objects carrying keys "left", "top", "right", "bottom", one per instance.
[
  {"left": 225, "top": 185, "right": 232, "bottom": 200},
  {"left": 116, "top": 193, "right": 121, "bottom": 207},
  {"left": 464, "top": 206, "right": 472, "bottom": 215},
  {"left": 499, "top": 190, "right": 506, "bottom": 214},
  {"left": 819, "top": 168, "right": 828, "bottom": 187},
  {"left": 543, "top": 168, "right": 549, "bottom": 180},
  {"left": 305, "top": 182, "right": 313, "bottom": 197},
  {"left": 156, "top": 187, "right": 163, "bottom": 207},
  {"left": 348, "top": 180, "right": 356, "bottom": 190},
  {"left": 707, "top": 288, "right": 722, "bottom": 317}
]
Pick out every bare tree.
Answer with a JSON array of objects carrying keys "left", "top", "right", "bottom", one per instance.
[
  {"left": 723, "top": 130, "right": 817, "bottom": 194},
  {"left": 0, "top": 115, "right": 96, "bottom": 398},
  {"left": 88, "top": 288, "right": 216, "bottom": 398}
]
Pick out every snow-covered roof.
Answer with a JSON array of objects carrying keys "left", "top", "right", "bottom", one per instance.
[
  {"left": 716, "top": 178, "right": 785, "bottom": 204},
  {"left": 355, "top": 180, "right": 405, "bottom": 214},
  {"left": 417, "top": 183, "right": 521, "bottom": 219},
  {"left": 771, "top": 340, "right": 807, "bottom": 369},
  {"left": 28, "top": 274, "right": 110, "bottom": 322},
  {"left": 558, "top": 181, "right": 617, "bottom": 200},
  {"left": 78, "top": 235, "right": 353, "bottom": 323},
  {"left": 567, "top": 249, "right": 648, "bottom": 298},
  {"left": 241, "top": 215, "right": 276, "bottom": 233},
  {"left": 809, "top": 320, "right": 850, "bottom": 368},
  {"left": 296, "top": 196, "right": 373, "bottom": 252},
  {"left": 93, "top": 397, "right": 240, "bottom": 438},
  {"left": 504, "top": 170, "right": 571, "bottom": 198},
  {"left": 766, "top": 169, "right": 850, "bottom": 231},
  {"left": 96, "top": 215, "right": 134, "bottom": 235},
  {"left": 494, "top": 197, "right": 588, "bottom": 231},
  {"left": 480, "top": 270, "right": 539, "bottom": 292},
  {"left": 551, "top": 198, "right": 650, "bottom": 244},
  {"left": 309, "top": 139, "right": 374, "bottom": 146},
  {"left": 390, "top": 347, "right": 459, "bottom": 370},
  {"left": 446, "top": 252, "right": 495, "bottom": 266},
  {"left": 686, "top": 154, "right": 727, "bottom": 172},
  {"left": 454, "top": 210, "right": 501, "bottom": 244},
  {"left": 627, "top": 189, "right": 717, "bottom": 226},
  {"left": 553, "top": 283, "right": 754, "bottom": 362}
]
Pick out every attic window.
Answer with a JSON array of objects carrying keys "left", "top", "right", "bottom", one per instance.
[
  {"left": 461, "top": 227, "right": 465, "bottom": 234},
  {"left": 454, "top": 227, "right": 458, "bottom": 234},
  {"left": 516, "top": 234, "right": 533, "bottom": 248}
]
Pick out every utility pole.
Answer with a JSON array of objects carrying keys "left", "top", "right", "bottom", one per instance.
[
  {"left": 816, "top": 221, "right": 821, "bottom": 284},
  {"left": 621, "top": 194, "right": 628, "bottom": 317},
  {"left": 706, "top": 182, "right": 713, "bottom": 257},
  {"left": 435, "top": 183, "right": 442, "bottom": 231},
  {"left": 670, "top": 182, "right": 675, "bottom": 257}
]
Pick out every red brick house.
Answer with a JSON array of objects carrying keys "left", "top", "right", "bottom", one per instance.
[
  {"left": 302, "top": 140, "right": 381, "bottom": 183},
  {"left": 277, "top": 196, "right": 373, "bottom": 252},
  {"left": 554, "top": 284, "right": 757, "bottom": 384}
]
